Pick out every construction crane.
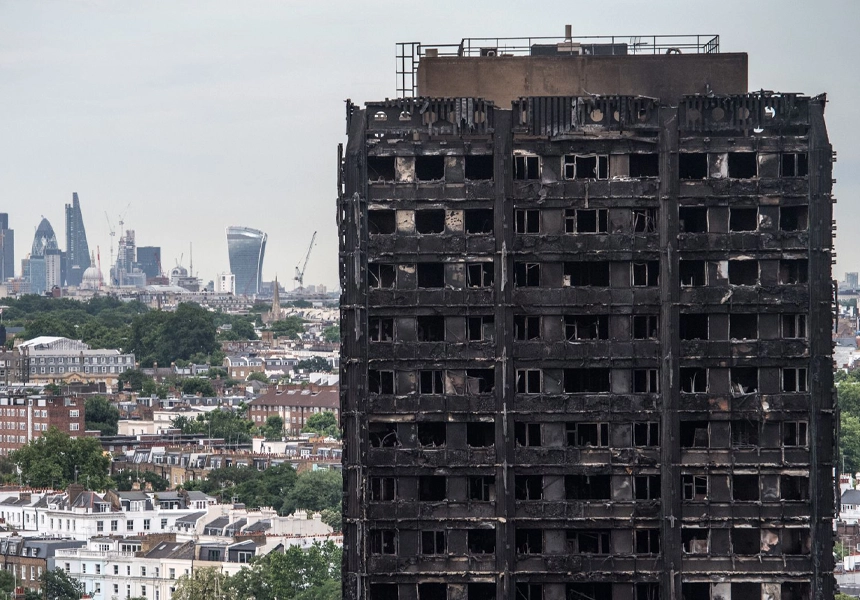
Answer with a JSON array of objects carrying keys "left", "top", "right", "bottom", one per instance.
[
  {"left": 294, "top": 231, "right": 317, "bottom": 289},
  {"left": 104, "top": 212, "right": 116, "bottom": 276}
]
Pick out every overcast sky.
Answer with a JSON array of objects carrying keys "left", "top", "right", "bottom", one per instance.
[{"left": 1, "top": 0, "right": 857, "bottom": 290}]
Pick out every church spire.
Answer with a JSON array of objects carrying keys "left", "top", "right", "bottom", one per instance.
[{"left": 271, "top": 275, "right": 281, "bottom": 320}]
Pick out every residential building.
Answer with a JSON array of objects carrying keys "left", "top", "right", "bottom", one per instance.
[
  {"left": 0, "top": 537, "right": 86, "bottom": 597},
  {"left": 15, "top": 336, "right": 135, "bottom": 387},
  {"left": 248, "top": 385, "right": 339, "bottom": 435},
  {"left": 0, "top": 393, "right": 86, "bottom": 455},
  {"left": 339, "top": 33, "right": 834, "bottom": 600},
  {"left": 226, "top": 226, "right": 267, "bottom": 297},
  {"left": 223, "top": 355, "right": 264, "bottom": 380},
  {"left": 216, "top": 272, "right": 236, "bottom": 294},
  {"left": 65, "top": 192, "right": 91, "bottom": 287}
]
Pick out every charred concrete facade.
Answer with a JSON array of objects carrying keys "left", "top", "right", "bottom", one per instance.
[{"left": 340, "top": 38, "right": 835, "bottom": 600}]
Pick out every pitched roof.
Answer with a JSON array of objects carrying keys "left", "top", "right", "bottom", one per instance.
[
  {"left": 249, "top": 387, "right": 339, "bottom": 409},
  {"left": 842, "top": 489, "right": 860, "bottom": 505}
]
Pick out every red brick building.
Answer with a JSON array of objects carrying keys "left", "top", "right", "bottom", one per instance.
[
  {"left": 0, "top": 394, "right": 87, "bottom": 455},
  {"left": 248, "top": 385, "right": 339, "bottom": 436}
]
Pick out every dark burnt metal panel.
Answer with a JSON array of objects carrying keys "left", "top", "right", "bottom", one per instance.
[
  {"left": 680, "top": 92, "right": 809, "bottom": 134},
  {"left": 513, "top": 96, "right": 661, "bottom": 135}
]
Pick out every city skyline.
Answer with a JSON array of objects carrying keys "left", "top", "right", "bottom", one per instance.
[{"left": 1, "top": 1, "right": 857, "bottom": 290}]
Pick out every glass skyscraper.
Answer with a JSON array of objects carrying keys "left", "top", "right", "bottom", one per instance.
[
  {"left": 65, "top": 192, "right": 91, "bottom": 286},
  {"left": 226, "top": 226, "right": 267, "bottom": 296},
  {"left": 29, "top": 217, "right": 59, "bottom": 294}
]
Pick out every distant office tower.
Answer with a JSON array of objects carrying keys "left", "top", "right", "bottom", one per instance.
[
  {"left": 29, "top": 218, "right": 60, "bottom": 294},
  {"left": 216, "top": 272, "right": 236, "bottom": 294},
  {"left": 0, "top": 213, "right": 13, "bottom": 281},
  {"left": 226, "top": 226, "right": 267, "bottom": 296},
  {"left": 64, "top": 192, "right": 91, "bottom": 286},
  {"left": 45, "top": 248, "right": 63, "bottom": 291},
  {"left": 846, "top": 272, "right": 859, "bottom": 289},
  {"left": 137, "top": 246, "right": 162, "bottom": 279}
]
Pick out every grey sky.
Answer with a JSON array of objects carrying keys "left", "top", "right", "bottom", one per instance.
[{"left": 1, "top": 0, "right": 857, "bottom": 290}]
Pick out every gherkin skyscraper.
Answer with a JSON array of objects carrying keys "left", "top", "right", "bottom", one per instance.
[{"left": 65, "top": 192, "right": 91, "bottom": 286}]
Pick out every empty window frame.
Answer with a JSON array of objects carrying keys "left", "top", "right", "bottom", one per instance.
[
  {"left": 680, "top": 367, "right": 707, "bottom": 393},
  {"left": 415, "top": 156, "right": 445, "bottom": 181},
  {"left": 467, "top": 316, "right": 495, "bottom": 342},
  {"left": 514, "top": 262, "right": 541, "bottom": 287},
  {"left": 629, "top": 153, "right": 660, "bottom": 177},
  {"left": 467, "top": 263, "right": 494, "bottom": 288},
  {"left": 515, "top": 530, "right": 543, "bottom": 555},
  {"left": 780, "top": 206, "right": 809, "bottom": 231},
  {"left": 728, "top": 260, "right": 759, "bottom": 285},
  {"left": 566, "top": 530, "right": 610, "bottom": 554},
  {"left": 514, "top": 316, "right": 541, "bottom": 341},
  {"left": 467, "top": 422, "right": 495, "bottom": 447},
  {"left": 781, "top": 153, "right": 808, "bottom": 177},
  {"left": 731, "top": 420, "right": 760, "bottom": 447},
  {"left": 633, "top": 369, "right": 659, "bottom": 393},
  {"left": 563, "top": 154, "right": 608, "bottom": 180},
  {"left": 782, "top": 529, "right": 810, "bottom": 555},
  {"left": 682, "top": 474, "right": 708, "bottom": 501},
  {"left": 464, "top": 209, "right": 493, "bottom": 234},
  {"left": 415, "top": 209, "right": 445, "bottom": 234},
  {"left": 421, "top": 531, "right": 446, "bottom": 555},
  {"left": 632, "top": 315, "right": 659, "bottom": 339},
  {"left": 515, "top": 209, "right": 540, "bottom": 234},
  {"left": 634, "top": 475, "right": 661, "bottom": 500},
  {"left": 635, "top": 530, "right": 661, "bottom": 556},
  {"left": 565, "top": 475, "right": 611, "bottom": 500},
  {"left": 369, "top": 422, "right": 399, "bottom": 447},
  {"left": 679, "top": 153, "right": 708, "bottom": 180},
  {"left": 680, "top": 421, "right": 709, "bottom": 448},
  {"left": 416, "top": 316, "right": 445, "bottom": 342},
  {"left": 516, "top": 369, "right": 542, "bottom": 394},
  {"left": 466, "top": 369, "right": 495, "bottom": 394},
  {"left": 515, "top": 423, "right": 542, "bottom": 447},
  {"left": 633, "top": 208, "right": 658, "bottom": 233},
  {"left": 567, "top": 584, "right": 612, "bottom": 600},
  {"left": 679, "top": 314, "right": 708, "bottom": 340},
  {"left": 367, "top": 156, "right": 396, "bottom": 181},
  {"left": 419, "top": 584, "right": 447, "bottom": 600},
  {"left": 634, "top": 422, "right": 660, "bottom": 447},
  {"left": 565, "top": 209, "right": 608, "bottom": 233},
  {"left": 783, "top": 421, "right": 809, "bottom": 446},
  {"left": 728, "top": 152, "right": 757, "bottom": 178},
  {"left": 515, "top": 475, "right": 544, "bottom": 500},
  {"left": 468, "top": 584, "right": 496, "bottom": 600},
  {"left": 567, "top": 422, "right": 609, "bottom": 447},
  {"left": 515, "top": 584, "right": 542, "bottom": 600},
  {"left": 368, "top": 210, "right": 396, "bottom": 234},
  {"left": 368, "top": 264, "right": 396, "bottom": 289},
  {"left": 368, "top": 370, "right": 395, "bottom": 395},
  {"left": 731, "top": 367, "right": 759, "bottom": 394},
  {"left": 681, "top": 529, "right": 709, "bottom": 554},
  {"left": 730, "top": 207, "right": 758, "bottom": 231},
  {"left": 419, "top": 476, "right": 447, "bottom": 501},
  {"left": 631, "top": 261, "right": 660, "bottom": 286},
  {"left": 779, "top": 259, "right": 808, "bottom": 284},
  {"left": 464, "top": 155, "right": 494, "bottom": 180},
  {"left": 782, "top": 367, "right": 809, "bottom": 392},
  {"left": 565, "top": 315, "right": 608, "bottom": 340},
  {"left": 370, "top": 529, "right": 397, "bottom": 554},
  {"left": 417, "top": 422, "right": 446, "bottom": 447},
  {"left": 564, "top": 261, "right": 610, "bottom": 286},
  {"left": 467, "top": 529, "right": 496, "bottom": 554},
  {"left": 781, "top": 475, "right": 809, "bottom": 501},
  {"left": 468, "top": 476, "right": 496, "bottom": 501},
  {"left": 733, "top": 474, "right": 760, "bottom": 501},
  {"left": 679, "top": 260, "right": 706, "bottom": 286},
  {"left": 782, "top": 314, "right": 807, "bottom": 339},
  {"left": 729, "top": 313, "right": 758, "bottom": 340},
  {"left": 678, "top": 207, "right": 708, "bottom": 233},
  {"left": 514, "top": 154, "right": 540, "bottom": 180},
  {"left": 417, "top": 263, "right": 445, "bottom": 288},
  {"left": 369, "top": 317, "right": 394, "bottom": 342},
  {"left": 563, "top": 369, "right": 611, "bottom": 393},
  {"left": 369, "top": 477, "right": 396, "bottom": 501},
  {"left": 731, "top": 529, "right": 760, "bottom": 555},
  {"left": 370, "top": 585, "right": 398, "bottom": 600},
  {"left": 419, "top": 370, "right": 444, "bottom": 394}
]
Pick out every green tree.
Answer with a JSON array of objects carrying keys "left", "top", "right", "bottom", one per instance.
[
  {"left": 173, "top": 568, "right": 234, "bottom": 600},
  {"left": 207, "top": 367, "right": 229, "bottom": 379},
  {"left": 320, "top": 506, "right": 342, "bottom": 533},
  {"left": 247, "top": 371, "right": 270, "bottom": 383},
  {"left": 839, "top": 381, "right": 860, "bottom": 416},
  {"left": 181, "top": 378, "right": 215, "bottom": 397},
  {"left": 130, "top": 303, "right": 219, "bottom": 367},
  {"left": 302, "top": 411, "right": 339, "bottom": 439},
  {"left": 283, "top": 469, "right": 342, "bottom": 514},
  {"left": 841, "top": 413, "right": 860, "bottom": 474},
  {"left": 262, "top": 415, "right": 284, "bottom": 439},
  {"left": 0, "top": 569, "right": 14, "bottom": 595},
  {"left": 296, "top": 357, "right": 332, "bottom": 373},
  {"left": 323, "top": 326, "right": 339, "bottom": 343},
  {"left": 118, "top": 369, "right": 153, "bottom": 392},
  {"left": 85, "top": 396, "right": 120, "bottom": 436},
  {"left": 172, "top": 409, "right": 255, "bottom": 445},
  {"left": 11, "top": 428, "right": 111, "bottom": 489},
  {"left": 40, "top": 568, "right": 85, "bottom": 600},
  {"left": 269, "top": 316, "right": 305, "bottom": 339},
  {"left": 111, "top": 469, "right": 169, "bottom": 492},
  {"left": 228, "top": 541, "right": 341, "bottom": 600}
]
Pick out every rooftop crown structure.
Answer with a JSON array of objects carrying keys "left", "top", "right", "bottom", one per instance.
[{"left": 339, "top": 32, "right": 836, "bottom": 600}]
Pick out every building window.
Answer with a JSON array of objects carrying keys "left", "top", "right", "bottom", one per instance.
[
  {"left": 141, "top": 566, "right": 147, "bottom": 576},
  {"left": 514, "top": 263, "right": 541, "bottom": 287},
  {"left": 421, "top": 531, "right": 446, "bottom": 555},
  {"left": 161, "top": 518, "right": 168, "bottom": 528},
  {"left": 368, "top": 370, "right": 395, "bottom": 395},
  {"left": 565, "top": 208, "right": 608, "bottom": 234},
  {"left": 111, "top": 520, "right": 118, "bottom": 532},
  {"left": 370, "top": 529, "right": 397, "bottom": 554},
  {"left": 567, "top": 422, "right": 609, "bottom": 447},
  {"left": 633, "top": 208, "right": 658, "bottom": 233},
  {"left": 96, "top": 521, "right": 104, "bottom": 532},
  {"left": 369, "top": 317, "right": 394, "bottom": 342},
  {"left": 69, "top": 423, "right": 80, "bottom": 431},
  {"left": 563, "top": 154, "right": 608, "bottom": 180},
  {"left": 783, "top": 368, "right": 809, "bottom": 393},
  {"left": 514, "top": 316, "right": 540, "bottom": 341},
  {"left": 516, "top": 369, "right": 542, "bottom": 394},
  {"left": 632, "top": 261, "right": 659, "bottom": 286},
  {"left": 419, "top": 370, "right": 444, "bottom": 395},
  {"left": 782, "top": 314, "right": 807, "bottom": 339},
  {"left": 515, "top": 209, "right": 540, "bottom": 234},
  {"left": 514, "top": 154, "right": 540, "bottom": 180},
  {"left": 467, "top": 263, "right": 494, "bottom": 288},
  {"left": 682, "top": 475, "right": 708, "bottom": 501},
  {"left": 633, "top": 369, "right": 659, "bottom": 393},
  {"left": 634, "top": 422, "right": 660, "bottom": 447},
  {"left": 784, "top": 421, "right": 809, "bottom": 447},
  {"left": 69, "top": 410, "right": 79, "bottom": 417},
  {"left": 127, "top": 520, "right": 134, "bottom": 531},
  {"left": 632, "top": 315, "right": 659, "bottom": 339},
  {"left": 368, "top": 263, "right": 396, "bottom": 289},
  {"left": 114, "top": 565, "right": 119, "bottom": 575}
]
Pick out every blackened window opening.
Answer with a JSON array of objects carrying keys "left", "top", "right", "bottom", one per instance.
[
  {"left": 565, "top": 475, "right": 611, "bottom": 500},
  {"left": 515, "top": 423, "right": 542, "bottom": 447},
  {"left": 515, "top": 316, "right": 540, "bottom": 341},
  {"left": 368, "top": 210, "right": 396, "bottom": 234},
  {"left": 730, "top": 208, "right": 758, "bottom": 231},
  {"left": 417, "top": 263, "right": 445, "bottom": 288},
  {"left": 415, "top": 155, "right": 445, "bottom": 180},
  {"left": 679, "top": 207, "right": 708, "bottom": 233},
  {"left": 467, "top": 529, "right": 495, "bottom": 554},
  {"left": 633, "top": 208, "right": 657, "bottom": 233},
  {"left": 368, "top": 422, "right": 398, "bottom": 447},
  {"left": 514, "top": 155, "right": 540, "bottom": 180},
  {"left": 782, "top": 153, "right": 808, "bottom": 177},
  {"left": 466, "top": 422, "right": 495, "bottom": 447},
  {"left": 633, "top": 315, "right": 659, "bottom": 339},
  {"left": 368, "top": 264, "right": 396, "bottom": 289},
  {"left": 418, "top": 476, "right": 446, "bottom": 501},
  {"left": 565, "top": 315, "right": 609, "bottom": 340},
  {"left": 629, "top": 153, "right": 660, "bottom": 177},
  {"left": 515, "top": 262, "right": 541, "bottom": 287},
  {"left": 780, "top": 206, "right": 808, "bottom": 231},
  {"left": 680, "top": 314, "right": 708, "bottom": 340},
  {"left": 679, "top": 153, "right": 708, "bottom": 179},
  {"left": 565, "top": 262, "right": 610, "bottom": 286},
  {"left": 780, "top": 259, "right": 808, "bottom": 284},
  {"left": 728, "top": 152, "right": 757, "bottom": 178},
  {"left": 680, "top": 421, "right": 709, "bottom": 448},
  {"left": 417, "top": 422, "right": 447, "bottom": 447},
  {"left": 367, "top": 156, "right": 396, "bottom": 181},
  {"left": 515, "top": 475, "right": 543, "bottom": 500},
  {"left": 464, "top": 155, "right": 494, "bottom": 180},
  {"left": 368, "top": 370, "right": 395, "bottom": 395},
  {"left": 467, "top": 263, "right": 494, "bottom": 288},
  {"left": 728, "top": 260, "right": 758, "bottom": 285},
  {"left": 468, "top": 316, "right": 494, "bottom": 341},
  {"left": 415, "top": 209, "right": 445, "bottom": 234},
  {"left": 564, "top": 368, "right": 611, "bottom": 393},
  {"left": 730, "top": 313, "right": 758, "bottom": 340},
  {"left": 464, "top": 209, "right": 493, "bottom": 234}
]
